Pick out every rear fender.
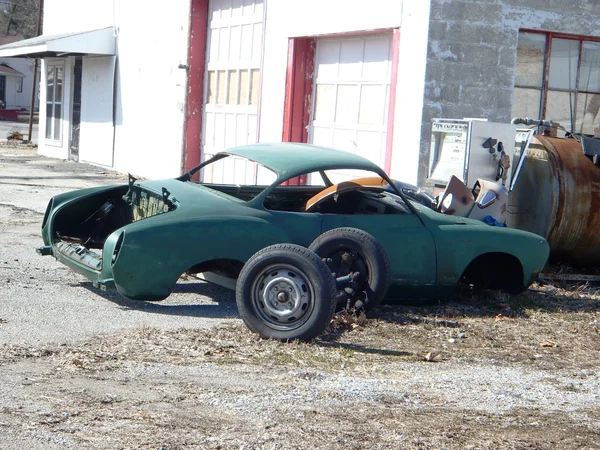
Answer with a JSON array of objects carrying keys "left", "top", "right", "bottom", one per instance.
[{"left": 110, "top": 216, "right": 290, "bottom": 300}]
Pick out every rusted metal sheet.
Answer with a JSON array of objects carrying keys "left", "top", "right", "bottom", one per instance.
[{"left": 508, "top": 135, "right": 600, "bottom": 265}]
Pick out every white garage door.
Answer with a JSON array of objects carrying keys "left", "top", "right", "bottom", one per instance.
[
  {"left": 201, "top": 0, "right": 266, "bottom": 184},
  {"left": 309, "top": 35, "right": 392, "bottom": 179}
]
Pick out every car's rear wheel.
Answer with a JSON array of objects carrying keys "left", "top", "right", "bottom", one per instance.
[
  {"left": 308, "top": 227, "right": 391, "bottom": 311},
  {"left": 236, "top": 244, "right": 337, "bottom": 341}
]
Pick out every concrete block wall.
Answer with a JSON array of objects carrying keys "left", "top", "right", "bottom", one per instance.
[{"left": 419, "top": 0, "right": 600, "bottom": 185}]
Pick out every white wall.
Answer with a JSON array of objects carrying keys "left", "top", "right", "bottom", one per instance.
[
  {"left": 1, "top": 58, "right": 38, "bottom": 110},
  {"left": 111, "top": 0, "right": 190, "bottom": 179},
  {"left": 38, "top": 0, "right": 113, "bottom": 159},
  {"left": 259, "top": 0, "right": 430, "bottom": 184},
  {"left": 43, "top": 0, "right": 114, "bottom": 34},
  {"left": 389, "top": 0, "right": 431, "bottom": 185},
  {"left": 259, "top": 0, "right": 403, "bottom": 143},
  {"left": 79, "top": 56, "right": 116, "bottom": 167},
  {"left": 39, "top": 0, "right": 190, "bottom": 177}
]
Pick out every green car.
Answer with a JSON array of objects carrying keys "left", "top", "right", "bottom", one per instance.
[{"left": 38, "top": 143, "right": 549, "bottom": 340}]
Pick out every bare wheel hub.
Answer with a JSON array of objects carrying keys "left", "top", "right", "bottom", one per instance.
[
  {"left": 277, "top": 291, "right": 289, "bottom": 302},
  {"left": 256, "top": 267, "right": 312, "bottom": 323}
]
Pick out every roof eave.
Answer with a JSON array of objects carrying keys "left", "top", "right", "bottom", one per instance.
[{"left": 0, "top": 27, "right": 116, "bottom": 58}]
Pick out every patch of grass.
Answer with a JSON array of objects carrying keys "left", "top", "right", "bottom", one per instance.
[{"left": 3, "top": 281, "right": 599, "bottom": 375}]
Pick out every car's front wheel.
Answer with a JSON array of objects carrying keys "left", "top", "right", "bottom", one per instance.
[{"left": 236, "top": 244, "right": 337, "bottom": 341}]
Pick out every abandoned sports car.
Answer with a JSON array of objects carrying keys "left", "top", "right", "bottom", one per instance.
[{"left": 37, "top": 143, "right": 550, "bottom": 340}]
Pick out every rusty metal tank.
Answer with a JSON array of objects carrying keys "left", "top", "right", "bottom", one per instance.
[{"left": 507, "top": 135, "right": 600, "bottom": 266}]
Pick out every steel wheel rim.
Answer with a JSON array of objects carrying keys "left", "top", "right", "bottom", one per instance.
[{"left": 251, "top": 264, "right": 314, "bottom": 330}]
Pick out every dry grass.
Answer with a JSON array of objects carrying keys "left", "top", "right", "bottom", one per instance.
[
  {"left": 2, "top": 280, "right": 598, "bottom": 374},
  {"left": 1, "top": 279, "right": 599, "bottom": 449}
]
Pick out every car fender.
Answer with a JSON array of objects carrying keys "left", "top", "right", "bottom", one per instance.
[
  {"left": 110, "top": 215, "right": 291, "bottom": 300},
  {"left": 432, "top": 225, "right": 549, "bottom": 289}
]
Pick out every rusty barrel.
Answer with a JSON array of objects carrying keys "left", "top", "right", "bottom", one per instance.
[{"left": 507, "top": 135, "right": 600, "bottom": 266}]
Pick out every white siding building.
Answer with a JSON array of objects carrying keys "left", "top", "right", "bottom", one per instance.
[
  {"left": 0, "top": 0, "right": 429, "bottom": 185},
  {"left": 0, "top": 0, "right": 598, "bottom": 187}
]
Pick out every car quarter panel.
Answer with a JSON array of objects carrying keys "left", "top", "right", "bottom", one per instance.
[{"left": 109, "top": 213, "right": 314, "bottom": 300}]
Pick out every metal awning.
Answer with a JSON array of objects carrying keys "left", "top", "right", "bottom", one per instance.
[
  {"left": 0, "top": 64, "right": 24, "bottom": 77},
  {"left": 0, "top": 27, "right": 116, "bottom": 58}
]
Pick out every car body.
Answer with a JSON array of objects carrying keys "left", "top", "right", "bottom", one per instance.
[{"left": 38, "top": 143, "right": 549, "bottom": 302}]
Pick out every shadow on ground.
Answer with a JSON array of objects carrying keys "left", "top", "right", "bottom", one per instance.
[
  {"left": 79, "top": 280, "right": 238, "bottom": 320},
  {"left": 376, "top": 283, "right": 600, "bottom": 325}
]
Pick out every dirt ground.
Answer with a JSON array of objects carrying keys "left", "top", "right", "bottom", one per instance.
[
  {"left": 1, "top": 282, "right": 599, "bottom": 449},
  {"left": 1, "top": 144, "right": 599, "bottom": 449}
]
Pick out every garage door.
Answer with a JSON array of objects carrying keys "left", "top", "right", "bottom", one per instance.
[
  {"left": 309, "top": 35, "right": 392, "bottom": 180},
  {"left": 201, "top": 0, "right": 265, "bottom": 184}
]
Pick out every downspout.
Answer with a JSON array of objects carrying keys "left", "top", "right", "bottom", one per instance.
[
  {"left": 111, "top": 43, "right": 118, "bottom": 167},
  {"left": 111, "top": 0, "right": 120, "bottom": 167},
  {"left": 27, "top": 0, "right": 43, "bottom": 143}
]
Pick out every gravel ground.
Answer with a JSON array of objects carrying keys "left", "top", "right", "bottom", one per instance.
[{"left": 1, "top": 145, "right": 599, "bottom": 449}]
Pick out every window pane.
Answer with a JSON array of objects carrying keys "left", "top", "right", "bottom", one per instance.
[
  {"left": 46, "top": 67, "right": 54, "bottom": 101},
  {"left": 54, "top": 104, "right": 62, "bottom": 140},
  {"left": 546, "top": 90, "right": 575, "bottom": 131},
  {"left": 580, "top": 42, "right": 600, "bottom": 93},
  {"left": 55, "top": 66, "right": 63, "bottom": 102},
  {"left": 313, "top": 84, "right": 335, "bottom": 122},
  {"left": 239, "top": 69, "right": 249, "bottom": 104},
  {"left": 515, "top": 32, "right": 546, "bottom": 88},
  {"left": 511, "top": 87, "right": 541, "bottom": 119},
  {"left": 576, "top": 92, "right": 600, "bottom": 134},
  {"left": 207, "top": 71, "right": 216, "bottom": 104},
  {"left": 227, "top": 70, "right": 238, "bottom": 104},
  {"left": 45, "top": 103, "right": 53, "bottom": 139},
  {"left": 55, "top": 81, "right": 63, "bottom": 102},
  {"left": 548, "top": 38, "right": 579, "bottom": 90},
  {"left": 216, "top": 70, "right": 226, "bottom": 104},
  {"left": 359, "top": 84, "right": 385, "bottom": 124},
  {"left": 335, "top": 84, "right": 359, "bottom": 124},
  {"left": 250, "top": 69, "right": 259, "bottom": 105}
]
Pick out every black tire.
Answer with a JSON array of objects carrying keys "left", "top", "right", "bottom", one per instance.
[
  {"left": 309, "top": 227, "right": 391, "bottom": 311},
  {"left": 236, "top": 244, "right": 337, "bottom": 341}
]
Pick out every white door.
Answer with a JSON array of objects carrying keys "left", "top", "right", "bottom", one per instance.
[
  {"left": 79, "top": 56, "right": 116, "bottom": 167},
  {"left": 309, "top": 35, "right": 392, "bottom": 181},
  {"left": 201, "top": 0, "right": 265, "bottom": 184}
]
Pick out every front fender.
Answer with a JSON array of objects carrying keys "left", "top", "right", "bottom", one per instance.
[{"left": 433, "top": 225, "right": 549, "bottom": 287}]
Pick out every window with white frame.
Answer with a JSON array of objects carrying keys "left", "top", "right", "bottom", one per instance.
[
  {"left": 513, "top": 31, "right": 600, "bottom": 135},
  {"left": 16, "top": 77, "right": 22, "bottom": 93},
  {"left": 45, "top": 62, "right": 64, "bottom": 141}
]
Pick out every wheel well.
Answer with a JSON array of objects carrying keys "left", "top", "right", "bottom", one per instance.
[
  {"left": 186, "top": 259, "right": 245, "bottom": 279},
  {"left": 460, "top": 252, "right": 524, "bottom": 294}
]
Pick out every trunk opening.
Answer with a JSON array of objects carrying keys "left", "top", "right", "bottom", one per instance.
[{"left": 52, "top": 185, "right": 177, "bottom": 270}]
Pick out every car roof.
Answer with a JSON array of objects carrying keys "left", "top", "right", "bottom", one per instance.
[{"left": 221, "top": 143, "right": 383, "bottom": 177}]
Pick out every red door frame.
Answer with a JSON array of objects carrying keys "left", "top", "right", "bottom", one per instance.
[
  {"left": 282, "top": 29, "right": 399, "bottom": 178},
  {"left": 183, "top": 0, "right": 209, "bottom": 177},
  {"left": 281, "top": 38, "right": 315, "bottom": 185}
]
